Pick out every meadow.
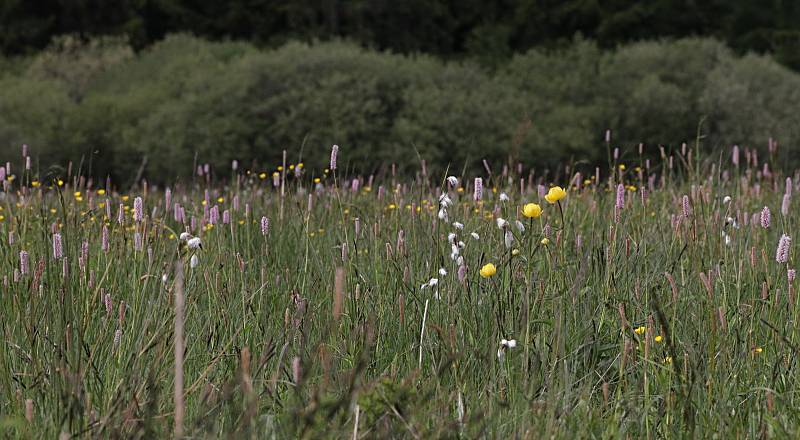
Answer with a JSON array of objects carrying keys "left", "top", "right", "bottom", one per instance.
[{"left": 1, "top": 141, "right": 799, "bottom": 439}]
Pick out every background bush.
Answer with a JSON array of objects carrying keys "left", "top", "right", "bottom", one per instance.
[{"left": 2, "top": 35, "right": 800, "bottom": 184}]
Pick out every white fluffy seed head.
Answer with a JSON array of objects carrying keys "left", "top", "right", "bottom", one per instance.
[{"left": 187, "top": 237, "right": 202, "bottom": 249}]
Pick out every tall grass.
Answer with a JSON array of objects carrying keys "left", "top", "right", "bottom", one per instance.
[{"left": 0, "top": 142, "right": 798, "bottom": 438}]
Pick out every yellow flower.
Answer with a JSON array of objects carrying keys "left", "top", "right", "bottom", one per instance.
[
  {"left": 75, "top": 196, "right": 83, "bottom": 202},
  {"left": 201, "top": 200, "right": 207, "bottom": 206},
  {"left": 618, "top": 164, "right": 626, "bottom": 170},
  {"left": 511, "top": 249, "right": 520, "bottom": 256},
  {"left": 755, "top": 347, "right": 763, "bottom": 354},
  {"left": 479, "top": 263, "right": 497, "bottom": 278},
  {"left": 73, "top": 191, "right": 81, "bottom": 197},
  {"left": 121, "top": 195, "right": 129, "bottom": 202},
  {"left": 655, "top": 335, "right": 663, "bottom": 343},
  {"left": 634, "top": 326, "right": 646, "bottom": 335},
  {"left": 388, "top": 204, "right": 397, "bottom": 210},
  {"left": 217, "top": 197, "right": 224, "bottom": 203},
  {"left": 297, "top": 163, "right": 304, "bottom": 168},
  {"left": 259, "top": 172, "right": 267, "bottom": 179},
  {"left": 540, "top": 238, "right": 550, "bottom": 246},
  {"left": 277, "top": 166, "right": 284, "bottom": 171},
  {"left": 50, "top": 208, "right": 57, "bottom": 214},
  {"left": 31, "top": 181, "right": 40, "bottom": 187},
  {"left": 57, "top": 179, "right": 64, "bottom": 186},
  {"left": 664, "top": 356, "right": 672, "bottom": 364},
  {"left": 544, "top": 186, "right": 567, "bottom": 204},
  {"left": 457, "top": 187, "right": 464, "bottom": 193},
  {"left": 289, "top": 164, "right": 295, "bottom": 170},
  {"left": 522, "top": 203, "right": 542, "bottom": 218},
  {"left": 97, "top": 189, "right": 106, "bottom": 195},
  {"left": 313, "top": 178, "right": 321, "bottom": 184}
]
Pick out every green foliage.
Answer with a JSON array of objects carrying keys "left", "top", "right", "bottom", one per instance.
[
  {"left": 2, "top": 146, "right": 800, "bottom": 437},
  {"left": 2, "top": 35, "right": 800, "bottom": 183},
  {"left": 3, "top": 0, "right": 800, "bottom": 72}
]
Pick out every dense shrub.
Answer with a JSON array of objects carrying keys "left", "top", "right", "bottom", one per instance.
[{"left": 1, "top": 35, "right": 800, "bottom": 184}]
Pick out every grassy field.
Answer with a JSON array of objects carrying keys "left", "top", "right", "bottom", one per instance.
[{"left": 1, "top": 143, "right": 799, "bottom": 438}]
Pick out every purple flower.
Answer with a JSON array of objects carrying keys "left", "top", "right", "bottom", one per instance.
[
  {"left": 330, "top": 145, "right": 339, "bottom": 171},
  {"left": 117, "top": 204, "right": 125, "bottom": 225},
  {"left": 615, "top": 184, "right": 625, "bottom": 209},
  {"left": 788, "top": 268, "right": 796, "bottom": 283},
  {"left": 776, "top": 234, "right": 791, "bottom": 263},
  {"left": 81, "top": 240, "right": 89, "bottom": 263},
  {"left": 222, "top": 209, "right": 230, "bottom": 224},
  {"left": 261, "top": 216, "right": 270, "bottom": 236},
  {"left": 133, "top": 197, "right": 143, "bottom": 222},
  {"left": 209, "top": 205, "right": 219, "bottom": 225},
  {"left": 104, "top": 292, "right": 113, "bottom": 315},
  {"left": 53, "top": 233, "right": 63, "bottom": 259},
  {"left": 165, "top": 188, "right": 172, "bottom": 208},
  {"left": 174, "top": 203, "right": 182, "bottom": 222},
  {"left": 473, "top": 178, "right": 483, "bottom": 201},
  {"left": 19, "top": 251, "right": 29, "bottom": 275},
  {"left": 682, "top": 195, "right": 691, "bottom": 219},
  {"left": 102, "top": 225, "right": 109, "bottom": 253},
  {"left": 732, "top": 145, "right": 739, "bottom": 166},
  {"left": 761, "top": 206, "right": 771, "bottom": 229},
  {"left": 457, "top": 264, "right": 467, "bottom": 283},
  {"left": 134, "top": 232, "right": 142, "bottom": 251}
]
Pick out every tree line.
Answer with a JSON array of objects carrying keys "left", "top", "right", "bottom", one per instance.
[
  {"left": 2, "top": 0, "right": 800, "bottom": 69},
  {"left": 2, "top": 35, "right": 799, "bottom": 184}
]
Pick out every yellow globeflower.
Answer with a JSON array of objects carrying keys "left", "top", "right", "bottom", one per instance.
[
  {"left": 540, "top": 238, "right": 550, "bottom": 246},
  {"left": 522, "top": 203, "right": 542, "bottom": 218},
  {"left": 479, "top": 263, "right": 497, "bottom": 278},
  {"left": 544, "top": 186, "right": 567, "bottom": 204}
]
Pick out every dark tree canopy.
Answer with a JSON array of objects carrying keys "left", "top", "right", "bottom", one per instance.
[{"left": 2, "top": 0, "right": 800, "bottom": 69}]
